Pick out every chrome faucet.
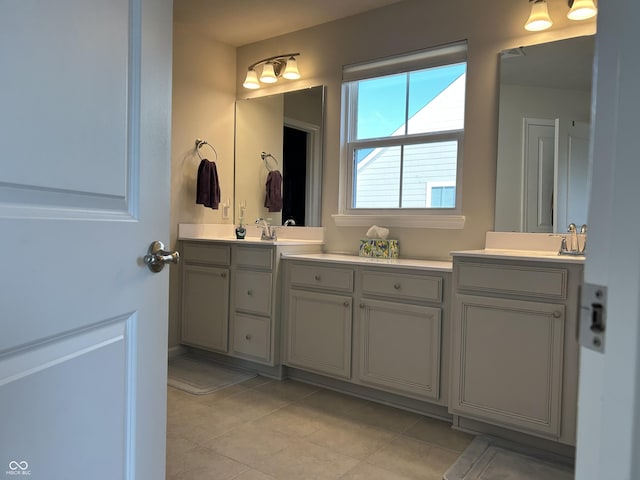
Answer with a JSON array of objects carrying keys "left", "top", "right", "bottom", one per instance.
[
  {"left": 559, "top": 223, "right": 587, "bottom": 255},
  {"left": 255, "top": 218, "right": 277, "bottom": 240}
]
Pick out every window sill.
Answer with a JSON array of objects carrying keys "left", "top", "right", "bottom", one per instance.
[{"left": 332, "top": 213, "right": 466, "bottom": 229}]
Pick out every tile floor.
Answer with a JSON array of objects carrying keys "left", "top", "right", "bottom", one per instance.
[{"left": 166, "top": 376, "right": 474, "bottom": 479}]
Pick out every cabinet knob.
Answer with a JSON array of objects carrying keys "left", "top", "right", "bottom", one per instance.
[
  {"left": 314, "top": 274, "right": 321, "bottom": 281},
  {"left": 553, "top": 311, "right": 562, "bottom": 318},
  {"left": 221, "top": 272, "right": 227, "bottom": 278},
  {"left": 393, "top": 283, "right": 401, "bottom": 290},
  {"left": 247, "top": 290, "right": 253, "bottom": 296},
  {"left": 343, "top": 301, "right": 350, "bottom": 307},
  {"left": 245, "top": 334, "right": 252, "bottom": 340}
]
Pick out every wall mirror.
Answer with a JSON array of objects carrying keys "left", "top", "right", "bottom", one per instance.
[
  {"left": 494, "top": 35, "right": 594, "bottom": 233},
  {"left": 234, "top": 86, "right": 325, "bottom": 227}
]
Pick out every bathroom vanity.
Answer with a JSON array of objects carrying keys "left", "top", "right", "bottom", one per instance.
[
  {"left": 176, "top": 225, "right": 584, "bottom": 452},
  {"left": 178, "top": 224, "right": 322, "bottom": 366},
  {"left": 449, "top": 248, "right": 583, "bottom": 446},
  {"left": 281, "top": 254, "right": 452, "bottom": 406}
]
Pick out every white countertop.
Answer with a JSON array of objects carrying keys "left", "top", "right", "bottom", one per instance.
[
  {"left": 179, "top": 236, "right": 324, "bottom": 246},
  {"left": 450, "top": 248, "right": 585, "bottom": 263},
  {"left": 281, "top": 253, "right": 453, "bottom": 272},
  {"left": 178, "top": 223, "right": 324, "bottom": 246},
  {"left": 448, "top": 232, "right": 586, "bottom": 263}
]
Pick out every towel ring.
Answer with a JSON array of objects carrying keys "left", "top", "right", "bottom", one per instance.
[
  {"left": 261, "top": 152, "right": 279, "bottom": 172},
  {"left": 195, "top": 138, "right": 218, "bottom": 162}
]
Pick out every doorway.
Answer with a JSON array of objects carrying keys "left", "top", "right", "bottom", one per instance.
[{"left": 282, "top": 126, "right": 308, "bottom": 226}]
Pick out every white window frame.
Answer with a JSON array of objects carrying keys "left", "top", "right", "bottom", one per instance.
[
  {"left": 333, "top": 41, "right": 468, "bottom": 229},
  {"left": 426, "top": 180, "right": 457, "bottom": 208}
]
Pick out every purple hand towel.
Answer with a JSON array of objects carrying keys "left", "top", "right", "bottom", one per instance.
[
  {"left": 264, "top": 170, "right": 283, "bottom": 212},
  {"left": 196, "top": 159, "right": 221, "bottom": 209}
]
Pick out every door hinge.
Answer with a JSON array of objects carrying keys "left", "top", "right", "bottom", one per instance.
[{"left": 579, "top": 283, "right": 607, "bottom": 353}]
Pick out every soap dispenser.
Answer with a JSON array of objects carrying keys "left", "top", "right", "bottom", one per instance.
[{"left": 235, "top": 218, "right": 246, "bottom": 239}]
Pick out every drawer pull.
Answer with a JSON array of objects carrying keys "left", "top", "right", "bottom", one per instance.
[
  {"left": 247, "top": 290, "right": 253, "bottom": 296},
  {"left": 553, "top": 311, "right": 562, "bottom": 318},
  {"left": 359, "top": 303, "right": 365, "bottom": 309},
  {"left": 245, "top": 334, "right": 252, "bottom": 340},
  {"left": 314, "top": 274, "right": 321, "bottom": 281},
  {"left": 221, "top": 272, "right": 227, "bottom": 278},
  {"left": 393, "top": 283, "right": 401, "bottom": 290}
]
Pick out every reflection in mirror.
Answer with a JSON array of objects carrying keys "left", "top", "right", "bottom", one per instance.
[
  {"left": 495, "top": 36, "right": 594, "bottom": 233},
  {"left": 234, "top": 86, "right": 325, "bottom": 227}
]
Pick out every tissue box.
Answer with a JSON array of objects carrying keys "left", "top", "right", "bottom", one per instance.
[{"left": 359, "top": 239, "right": 399, "bottom": 259}]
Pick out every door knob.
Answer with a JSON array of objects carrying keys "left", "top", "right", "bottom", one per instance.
[{"left": 144, "top": 241, "right": 180, "bottom": 273}]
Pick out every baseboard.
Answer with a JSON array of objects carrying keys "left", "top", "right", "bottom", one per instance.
[
  {"left": 181, "top": 346, "right": 285, "bottom": 379},
  {"left": 451, "top": 415, "right": 576, "bottom": 459},
  {"left": 168, "top": 345, "right": 188, "bottom": 360},
  {"left": 284, "top": 366, "right": 452, "bottom": 421}
]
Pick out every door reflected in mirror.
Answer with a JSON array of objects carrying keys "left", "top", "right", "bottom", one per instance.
[
  {"left": 234, "top": 86, "right": 325, "bottom": 227},
  {"left": 495, "top": 36, "right": 594, "bottom": 233}
]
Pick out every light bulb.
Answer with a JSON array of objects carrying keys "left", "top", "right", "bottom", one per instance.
[
  {"left": 282, "top": 56, "right": 300, "bottom": 80},
  {"left": 259, "top": 62, "right": 277, "bottom": 83},
  {"left": 567, "top": 0, "right": 597, "bottom": 20},
  {"left": 525, "top": 0, "right": 553, "bottom": 31},
  {"left": 242, "top": 69, "right": 260, "bottom": 89}
]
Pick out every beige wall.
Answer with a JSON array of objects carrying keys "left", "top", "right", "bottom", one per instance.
[
  {"left": 169, "top": 0, "right": 595, "bottom": 347},
  {"left": 236, "top": 0, "right": 595, "bottom": 260},
  {"left": 168, "top": 23, "right": 236, "bottom": 347}
]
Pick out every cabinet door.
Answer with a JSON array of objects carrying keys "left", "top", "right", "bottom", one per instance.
[
  {"left": 450, "top": 294, "right": 565, "bottom": 438},
  {"left": 286, "top": 289, "right": 352, "bottom": 379},
  {"left": 358, "top": 299, "right": 441, "bottom": 400},
  {"left": 181, "top": 264, "right": 229, "bottom": 352}
]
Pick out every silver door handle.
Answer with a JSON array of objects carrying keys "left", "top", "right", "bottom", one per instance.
[{"left": 144, "top": 241, "right": 180, "bottom": 273}]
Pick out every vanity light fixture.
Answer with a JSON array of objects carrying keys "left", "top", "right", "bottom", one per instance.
[
  {"left": 242, "top": 53, "right": 301, "bottom": 89},
  {"left": 524, "top": 0, "right": 597, "bottom": 31}
]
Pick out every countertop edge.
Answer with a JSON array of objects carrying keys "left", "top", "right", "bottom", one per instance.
[
  {"left": 450, "top": 249, "right": 585, "bottom": 264},
  {"left": 179, "top": 236, "right": 325, "bottom": 246},
  {"left": 280, "top": 253, "right": 453, "bottom": 272}
]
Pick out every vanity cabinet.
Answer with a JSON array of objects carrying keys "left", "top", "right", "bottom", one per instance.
[
  {"left": 356, "top": 270, "right": 444, "bottom": 401},
  {"left": 285, "top": 263, "right": 354, "bottom": 379},
  {"left": 180, "top": 239, "right": 322, "bottom": 366},
  {"left": 283, "top": 257, "right": 451, "bottom": 405},
  {"left": 449, "top": 256, "right": 583, "bottom": 444},
  {"left": 181, "top": 243, "right": 230, "bottom": 352}
]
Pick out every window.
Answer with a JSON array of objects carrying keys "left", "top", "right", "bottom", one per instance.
[{"left": 337, "top": 42, "right": 467, "bottom": 227}]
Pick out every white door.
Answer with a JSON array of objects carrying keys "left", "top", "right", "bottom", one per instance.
[
  {"left": 0, "top": 1, "right": 173, "bottom": 479},
  {"left": 575, "top": 1, "right": 640, "bottom": 479},
  {"left": 556, "top": 120, "right": 590, "bottom": 230},
  {"left": 523, "top": 118, "right": 555, "bottom": 233}
]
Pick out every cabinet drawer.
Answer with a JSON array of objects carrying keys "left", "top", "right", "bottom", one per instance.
[
  {"left": 289, "top": 264, "right": 354, "bottom": 292},
  {"left": 182, "top": 242, "right": 230, "bottom": 266},
  {"left": 457, "top": 262, "right": 567, "bottom": 300},
  {"left": 235, "top": 246, "right": 273, "bottom": 270},
  {"left": 361, "top": 270, "right": 442, "bottom": 303},
  {"left": 234, "top": 270, "right": 272, "bottom": 315},
  {"left": 232, "top": 314, "right": 270, "bottom": 362}
]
